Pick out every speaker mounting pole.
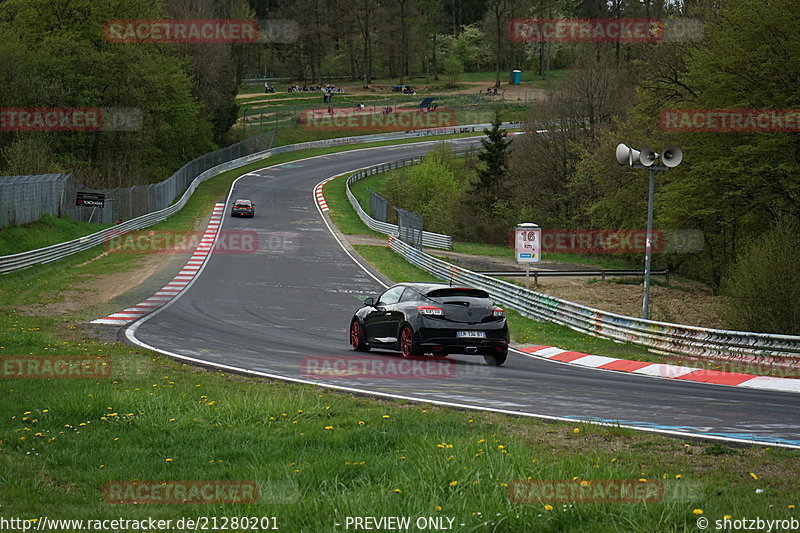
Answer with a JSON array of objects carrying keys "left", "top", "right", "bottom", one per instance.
[{"left": 615, "top": 143, "right": 683, "bottom": 320}]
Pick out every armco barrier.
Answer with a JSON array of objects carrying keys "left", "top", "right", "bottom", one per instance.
[
  {"left": 1, "top": 123, "right": 512, "bottom": 273},
  {"left": 388, "top": 235, "right": 800, "bottom": 366}
]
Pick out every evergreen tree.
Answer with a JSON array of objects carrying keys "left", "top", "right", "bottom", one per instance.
[{"left": 472, "top": 109, "right": 512, "bottom": 208}]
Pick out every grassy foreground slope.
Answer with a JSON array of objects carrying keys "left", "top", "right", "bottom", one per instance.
[{"left": 0, "top": 142, "right": 797, "bottom": 532}]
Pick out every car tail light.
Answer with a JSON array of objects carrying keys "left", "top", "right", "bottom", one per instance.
[
  {"left": 492, "top": 307, "right": 505, "bottom": 318},
  {"left": 417, "top": 305, "right": 444, "bottom": 316}
]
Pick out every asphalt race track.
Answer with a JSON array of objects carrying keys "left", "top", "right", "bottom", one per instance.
[{"left": 126, "top": 138, "right": 800, "bottom": 448}]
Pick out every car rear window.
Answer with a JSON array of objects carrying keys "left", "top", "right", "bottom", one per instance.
[{"left": 426, "top": 288, "right": 489, "bottom": 299}]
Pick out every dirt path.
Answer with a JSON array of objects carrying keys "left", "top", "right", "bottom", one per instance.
[{"left": 18, "top": 254, "right": 174, "bottom": 316}]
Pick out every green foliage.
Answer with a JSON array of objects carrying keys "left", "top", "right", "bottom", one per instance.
[
  {"left": 450, "top": 24, "right": 492, "bottom": 72},
  {"left": 472, "top": 110, "right": 511, "bottom": 203},
  {"left": 0, "top": 0, "right": 230, "bottom": 187},
  {"left": 441, "top": 53, "right": 464, "bottom": 87},
  {"left": 720, "top": 217, "right": 800, "bottom": 335},
  {"left": 383, "top": 144, "right": 465, "bottom": 233}
]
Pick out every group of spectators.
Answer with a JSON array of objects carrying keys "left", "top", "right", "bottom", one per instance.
[{"left": 287, "top": 84, "right": 345, "bottom": 94}]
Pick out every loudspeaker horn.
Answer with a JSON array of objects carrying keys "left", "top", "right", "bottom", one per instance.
[
  {"left": 639, "top": 147, "right": 658, "bottom": 167},
  {"left": 615, "top": 143, "right": 630, "bottom": 165},
  {"left": 662, "top": 145, "right": 683, "bottom": 168}
]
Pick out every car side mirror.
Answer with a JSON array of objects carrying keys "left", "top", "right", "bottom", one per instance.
[{"left": 364, "top": 297, "right": 375, "bottom": 306}]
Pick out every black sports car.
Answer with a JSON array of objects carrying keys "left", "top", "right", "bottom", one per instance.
[
  {"left": 350, "top": 283, "right": 510, "bottom": 366},
  {"left": 231, "top": 199, "right": 254, "bottom": 217}
]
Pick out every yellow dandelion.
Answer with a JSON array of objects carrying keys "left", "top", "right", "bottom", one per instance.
[
  {"left": 358, "top": 421, "right": 365, "bottom": 426},
  {"left": 693, "top": 509, "right": 703, "bottom": 515},
  {"left": 324, "top": 426, "right": 334, "bottom": 430},
  {"left": 749, "top": 472, "right": 758, "bottom": 480},
  {"left": 382, "top": 415, "right": 390, "bottom": 419},
  {"left": 394, "top": 489, "right": 402, "bottom": 493},
  {"left": 789, "top": 505, "right": 795, "bottom": 510},
  {"left": 434, "top": 505, "right": 442, "bottom": 511},
  {"left": 573, "top": 428, "right": 580, "bottom": 434},
  {"left": 165, "top": 458, "right": 173, "bottom": 462},
  {"left": 544, "top": 504, "right": 553, "bottom": 511},
  {"left": 449, "top": 481, "right": 458, "bottom": 487},
  {"left": 675, "top": 474, "right": 682, "bottom": 479},
  {"left": 580, "top": 480, "right": 590, "bottom": 487},
  {"left": 724, "top": 515, "right": 732, "bottom": 520}
]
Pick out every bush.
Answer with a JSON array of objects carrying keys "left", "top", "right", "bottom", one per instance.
[
  {"left": 720, "top": 218, "right": 800, "bottom": 334},
  {"left": 382, "top": 145, "right": 466, "bottom": 234}
]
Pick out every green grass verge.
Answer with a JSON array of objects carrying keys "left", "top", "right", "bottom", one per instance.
[
  {"left": 3, "top": 134, "right": 797, "bottom": 531},
  {"left": 4, "top": 320, "right": 797, "bottom": 530},
  {"left": 0, "top": 214, "right": 113, "bottom": 256}
]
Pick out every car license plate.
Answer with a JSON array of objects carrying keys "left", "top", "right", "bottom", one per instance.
[{"left": 456, "top": 331, "right": 486, "bottom": 338}]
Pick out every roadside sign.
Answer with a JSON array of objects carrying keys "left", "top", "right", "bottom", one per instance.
[
  {"left": 515, "top": 223, "right": 541, "bottom": 263},
  {"left": 76, "top": 191, "right": 105, "bottom": 208}
]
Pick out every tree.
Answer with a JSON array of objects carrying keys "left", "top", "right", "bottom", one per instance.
[
  {"left": 441, "top": 52, "right": 463, "bottom": 86},
  {"left": 485, "top": 0, "right": 512, "bottom": 88},
  {"left": 472, "top": 110, "right": 512, "bottom": 206},
  {"left": 721, "top": 217, "right": 800, "bottom": 334}
]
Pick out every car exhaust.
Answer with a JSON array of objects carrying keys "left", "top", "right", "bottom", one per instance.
[{"left": 466, "top": 346, "right": 478, "bottom": 354}]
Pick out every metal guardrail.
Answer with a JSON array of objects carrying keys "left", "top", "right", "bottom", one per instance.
[
  {"left": 0, "top": 150, "right": 271, "bottom": 274},
  {"left": 479, "top": 269, "right": 669, "bottom": 279},
  {"left": 388, "top": 235, "right": 800, "bottom": 366},
  {"left": 345, "top": 157, "right": 461, "bottom": 250},
  {"left": 1, "top": 123, "right": 509, "bottom": 273}
]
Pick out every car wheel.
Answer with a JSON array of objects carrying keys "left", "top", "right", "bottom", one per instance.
[
  {"left": 483, "top": 350, "right": 508, "bottom": 367},
  {"left": 350, "top": 320, "right": 370, "bottom": 352},
  {"left": 399, "top": 325, "right": 418, "bottom": 358}
]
